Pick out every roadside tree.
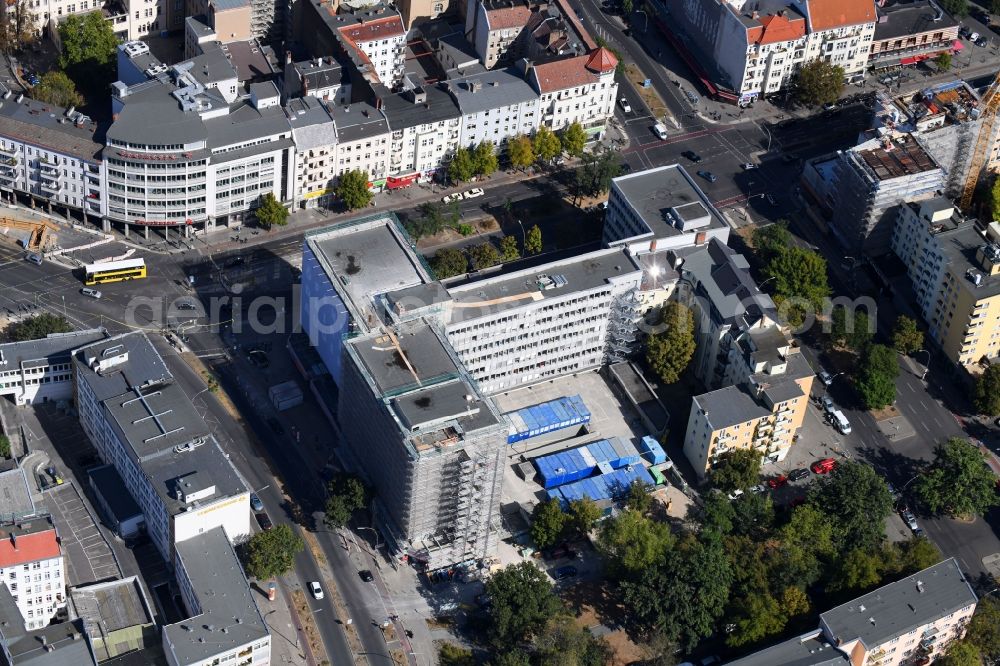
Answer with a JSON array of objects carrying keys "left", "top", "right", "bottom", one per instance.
[
  {"left": 243, "top": 524, "right": 304, "bottom": 580},
  {"left": 335, "top": 169, "right": 373, "bottom": 210},
  {"left": 793, "top": 59, "right": 845, "bottom": 107},
  {"left": 508, "top": 135, "right": 535, "bottom": 171},
  {"left": 914, "top": 437, "right": 1000, "bottom": 517}
]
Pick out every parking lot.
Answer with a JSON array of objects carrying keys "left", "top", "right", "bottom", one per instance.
[{"left": 40, "top": 483, "right": 121, "bottom": 585}]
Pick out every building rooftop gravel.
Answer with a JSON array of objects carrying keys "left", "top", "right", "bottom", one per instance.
[
  {"left": 67, "top": 576, "right": 154, "bottom": 636},
  {"left": 610, "top": 165, "right": 729, "bottom": 240}
]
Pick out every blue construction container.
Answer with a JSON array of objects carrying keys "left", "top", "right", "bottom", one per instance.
[
  {"left": 639, "top": 436, "right": 667, "bottom": 465},
  {"left": 505, "top": 395, "right": 592, "bottom": 444},
  {"left": 534, "top": 438, "right": 644, "bottom": 488},
  {"left": 551, "top": 465, "right": 655, "bottom": 503}
]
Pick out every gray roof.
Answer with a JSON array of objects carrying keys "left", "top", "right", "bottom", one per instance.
[
  {"left": 607, "top": 362, "right": 669, "bottom": 432},
  {"left": 0, "top": 584, "right": 98, "bottom": 666},
  {"left": 204, "top": 102, "right": 291, "bottom": 150},
  {"left": 0, "top": 92, "right": 105, "bottom": 161},
  {"left": 873, "top": 0, "right": 958, "bottom": 41},
  {"left": 67, "top": 576, "right": 154, "bottom": 635},
  {"left": 293, "top": 58, "right": 345, "bottom": 91},
  {"left": 383, "top": 281, "right": 452, "bottom": 314},
  {"left": 0, "top": 466, "right": 36, "bottom": 522},
  {"left": 288, "top": 96, "right": 337, "bottom": 149},
  {"left": 725, "top": 630, "right": 849, "bottom": 666},
  {"left": 756, "top": 352, "right": 812, "bottom": 406},
  {"left": 187, "top": 45, "right": 240, "bottom": 86},
  {"left": 211, "top": 0, "right": 247, "bottom": 10},
  {"left": 438, "top": 32, "right": 479, "bottom": 65},
  {"left": 347, "top": 319, "right": 462, "bottom": 396},
  {"left": 87, "top": 464, "right": 143, "bottom": 523},
  {"left": 330, "top": 100, "right": 390, "bottom": 143},
  {"left": 163, "top": 527, "right": 269, "bottom": 664},
  {"left": 185, "top": 15, "right": 215, "bottom": 39},
  {"left": 392, "top": 377, "right": 500, "bottom": 432},
  {"left": 679, "top": 238, "right": 776, "bottom": 325},
  {"left": 0, "top": 329, "right": 106, "bottom": 369},
  {"left": 445, "top": 247, "right": 641, "bottom": 324},
  {"left": 107, "top": 82, "right": 210, "bottom": 147},
  {"left": 936, "top": 222, "right": 1000, "bottom": 300},
  {"left": 380, "top": 84, "right": 461, "bottom": 132},
  {"left": 821, "top": 558, "right": 977, "bottom": 649},
  {"left": 223, "top": 40, "right": 278, "bottom": 83},
  {"left": 446, "top": 68, "right": 538, "bottom": 114},
  {"left": 611, "top": 164, "right": 729, "bottom": 240},
  {"left": 694, "top": 385, "right": 771, "bottom": 429},
  {"left": 73, "top": 333, "right": 173, "bottom": 403}
]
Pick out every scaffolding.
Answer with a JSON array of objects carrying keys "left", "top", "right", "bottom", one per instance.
[{"left": 959, "top": 71, "right": 1000, "bottom": 211}]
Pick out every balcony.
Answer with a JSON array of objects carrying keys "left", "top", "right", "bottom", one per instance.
[
  {"left": 39, "top": 181, "right": 61, "bottom": 194},
  {"left": 0, "top": 145, "right": 16, "bottom": 158}
]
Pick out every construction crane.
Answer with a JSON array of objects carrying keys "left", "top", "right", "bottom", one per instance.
[
  {"left": 959, "top": 70, "right": 1000, "bottom": 212},
  {"left": 0, "top": 216, "right": 57, "bottom": 252}
]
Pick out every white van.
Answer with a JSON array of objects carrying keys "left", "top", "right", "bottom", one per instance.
[
  {"left": 830, "top": 409, "right": 852, "bottom": 435},
  {"left": 653, "top": 122, "right": 668, "bottom": 140}
]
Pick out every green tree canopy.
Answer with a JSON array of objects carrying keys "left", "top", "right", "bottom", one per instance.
[
  {"left": 533, "top": 126, "right": 562, "bottom": 163},
  {"left": 567, "top": 497, "right": 602, "bottom": 537},
  {"left": 710, "top": 449, "right": 762, "bottom": 492},
  {"left": 438, "top": 643, "right": 475, "bottom": 666},
  {"left": 243, "top": 524, "right": 304, "bottom": 580},
  {"left": 405, "top": 201, "right": 448, "bottom": 239},
  {"left": 533, "top": 616, "right": 612, "bottom": 666},
  {"left": 763, "top": 246, "right": 831, "bottom": 313},
  {"left": 58, "top": 12, "right": 117, "bottom": 69},
  {"left": 856, "top": 370, "right": 897, "bottom": 410},
  {"left": 575, "top": 149, "right": 621, "bottom": 197},
  {"left": 990, "top": 177, "right": 1000, "bottom": 222},
  {"left": 500, "top": 235, "right": 520, "bottom": 262},
  {"left": 255, "top": 192, "right": 288, "bottom": 228},
  {"left": 0, "top": 0, "right": 37, "bottom": 54},
  {"left": 448, "top": 147, "right": 475, "bottom": 183},
  {"left": 0, "top": 435, "right": 10, "bottom": 459},
  {"left": 33, "top": 71, "right": 83, "bottom": 108},
  {"left": 598, "top": 508, "right": 674, "bottom": 574},
  {"left": 645, "top": 302, "right": 696, "bottom": 385},
  {"left": 726, "top": 592, "right": 786, "bottom": 647},
  {"left": 469, "top": 242, "right": 502, "bottom": 270},
  {"left": 936, "top": 641, "right": 981, "bottom": 666},
  {"left": 938, "top": 0, "right": 969, "bottom": 17},
  {"left": 892, "top": 315, "right": 924, "bottom": 355},
  {"left": 473, "top": 140, "right": 498, "bottom": 177},
  {"left": 323, "top": 473, "right": 368, "bottom": 527},
  {"left": 895, "top": 536, "right": 942, "bottom": 574},
  {"left": 431, "top": 248, "right": 468, "bottom": 279},
  {"left": 862, "top": 343, "right": 900, "bottom": 378},
  {"left": 973, "top": 364, "right": 1000, "bottom": 416},
  {"left": 776, "top": 504, "right": 836, "bottom": 589},
  {"left": 751, "top": 222, "right": 791, "bottom": 262},
  {"left": 530, "top": 498, "right": 566, "bottom": 550},
  {"left": 794, "top": 59, "right": 845, "bottom": 107},
  {"left": 829, "top": 305, "right": 849, "bottom": 347},
  {"left": 525, "top": 224, "right": 542, "bottom": 255},
  {"left": 807, "top": 460, "right": 893, "bottom": 553},
  {"left": 508, "top": 135, "right": 534, "bottom": 170},
  {"left": 560, "top": 122, "right": 587, "bottom": 158},
  {"left": 730, "top": 492, "right": 775, "bottom": 540},
  {"left": 936, "top": 52, "right": 952, "bottom": 71},
  {"left": 7, "top": 313, "right": 72, "bottom": 342},
  {"left": 335, "top": 169, "right": 373, "bottom": 210},
  {"left": 846, "top": 310, "right": 873, "bottom": 351},
  {"left": 485, "top": 562, "right": 563, "bottom": 645},
  {"left": 625, "top": 479, "right": 653, "bottom": 514},
  {"left": 828, "top": 546, "right": 882, "bottom": 592},
  {"left": 915, "top": 437, "right": 1000, "bottom": 517},
  {"left": 966, "top": 596, "right": 1000, "bottom": 662}
]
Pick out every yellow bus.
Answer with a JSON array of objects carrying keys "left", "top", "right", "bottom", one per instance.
[{"left": 84, "top": 258, "right": 147, "bottom": 285}]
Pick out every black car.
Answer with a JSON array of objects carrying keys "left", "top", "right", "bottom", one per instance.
[
  {"left": 619, "top": 162, "right": 632, "bottom": 174},
  {"left": 696, "top": 170, "right": 717, "bottom": 183},
  {"left": 682, "top": 151, "right": 702, "bottom": 163},
  {"left": 255, "top": 512, "right": 273, "bottom": 531},
  {"left": 554, "top": 565, "right": 578, "bottom": 580},
  {"left": 177, "top": 301, "right": 198, "bottom": 311},
  {"left": 225, "top": 256, "right": 246, "bottom": 268},
  {"left": 789, "top": 468, "right": 811, "bottom": 481},
  {"left": 359, "top": 569, "right": 375, "bottom": 582}
]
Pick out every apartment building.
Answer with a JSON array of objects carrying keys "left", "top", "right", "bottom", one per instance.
[
  {"left": 827, "top": 133, "right": 944, "bottom": 256},
  {"left": 473, "top": 1, "right": 534, "bottom": 68},
  {"left": 868, "top": 0, "right": 959, "bottom": 71},
  {"left": 398, "top": 0, "right": 451, "bottom": 28},
  {"left": 163, "top": 527, "right": 270, "bottom": 666},
  {"left": 528, "top": 47, "right": 618, "bottom": 136},
  {"left": 289, "top": 96, "right": 338, "bottom": 209},
  {"left": 282, "top": 56, "right": 351, "bottom": 104},
  {"left": 328, "top": 4, "right": 408, "bottom": 88},
  {"left": 447, "top": 68, "right": 541, "bottom": 148},
  {"left": 72, "top": 332, "right": 251, "bottom": 565},
  {"left": 602, "top": 164, "right": 731, "bottom": 255},
  {"left": 0, "top": 520, "right": 64, "bottom": 631},
  {"left": 331, "top": 100, "right": 392, "bottom": 185},
  {"left": 892, "top": 197, "right": 1000, "bottom": 367},
  {"left": 791, "top": 0, "right": 875, "bottom": 79},
  {"left": 0, "top": 585, "right": 97, "bottom": 666},
  {"left": 380, "top": 83, "right": 462, "bottom": 184},
  {"left": 0, "top": 329, "right": 105, "bottom": 406}
]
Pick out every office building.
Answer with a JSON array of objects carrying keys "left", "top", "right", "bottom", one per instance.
[
  {"left": 0, "top": 520, "right": 64, "bottom": 630},
  {"left": 0, "top": 584, "right": 98, "bottom": 666},
  {"left": 67, "top": 577, "right": 157, "bottom": 662},
  {"left": 868, "top": 0, "right": 959, "bottom": 71},
  {"left": 892, "top": 197, "right": 1000, "bottom": 367},
  {"left": 0, "top": 329, "right": 105, "bottom": 406},
  {"left": 72, "top": 332, "right": 250, "bottom": 565}
]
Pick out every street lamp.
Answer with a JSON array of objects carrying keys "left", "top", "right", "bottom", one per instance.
[
  {"left": 917, "top": 348, "right": 930, "bottom": 380},
  {"left": 356, "top": 525, "right": 382, "bottom": 551},
  {"left": 756, "top": 121, "right": 772, "bottom": 152},
  {"left": 516, "top": 218, "right": 525, "bottom": 248},
  {"left": 757, "top": 276, "right": 776, "bottom": 291}
]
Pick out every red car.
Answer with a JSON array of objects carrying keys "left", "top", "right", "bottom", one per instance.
[
  {"left": 811, "top": 458, "right": 836, "bottom": 475},
  {"left": 767, "top": 475, "right": 788, "bottom": 489}
]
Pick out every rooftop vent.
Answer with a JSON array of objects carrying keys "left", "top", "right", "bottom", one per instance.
[{"left": 535, "top": 273, "right": 567, "bottom": 291}]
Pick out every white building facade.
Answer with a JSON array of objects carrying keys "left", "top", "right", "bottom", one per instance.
[
  {"left": 793, "top": 0, "right": 876, "bottom": 80},
  {"left": 529, "top": 48, "right": 618, "bottom": 137},
  {"left": 449, "top": 69, "right": 541, "bottom": 148}
]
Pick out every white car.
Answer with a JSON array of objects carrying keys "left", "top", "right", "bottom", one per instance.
[
  {"left": 969, "top": 31, "right": 980, "bottom": 42},
  {"left": 309, "top": 581, "right": 324, "bottom": 600},
  {"left": 462, "top": 188, "right": 485, "bottom": 200},
  {"left": 441, "top": 193, "right": 462, "bottom": 203},
  {"left": 619, "top": 97, "right": 632, "bottom": 113},
  {"left": 727, "top": 488, "right": 745, "bottom": 501}
]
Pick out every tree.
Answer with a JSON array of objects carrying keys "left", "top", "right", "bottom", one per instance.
[
  {"left": 431, "top": 248, "right": 468, "bottom": 279},
  {"left": 622, "top": 0, "right": 634, "bottom": 15},
  {"left": 763, "top": 246, "right": 830, "bottom": 314},
  {"left": 777, "top": 505, "right": 836, "bottom": 589},
  {"left": 533, "top": 615, "right": 613, "bottom": 666},
  {"left": 323, "top": 473, "right": 368, "bottom": 527},
  {"left": 780, "top": 585, "right": 810, "bottom": 618},
  {"left": 892, "top": 315, "right": 924, "bottom": 355},
  {"left": 0, "top": 435, "right": 9, "bottom": 459},
  {"left": 500, "top": 235, "right": 520, "bottom": 262},
  {"left": 915, "top": 437, "right": 1000, "bottom": 517},
  {"left": 598, "top": 509, "right": 674, "bottom": 574},
  {"left": 438, "top": 643, "right": 475, "bottom": 666},
  {"left": 490, "top": 651, "right": 532, "bottom": 666},
  {"left": 966, "top": 597, "right": 1000, "bottom": 662},
  {"left": 473, "top": 140, "right": 498, "bottom": 177},
  {"left": 936, "top": 52, "right": 953, "bottom": 71},
  {"left": 525, "top": 224, "right": 542, "bottom": 255},
  {"left": 990, "top": 177, "right": 1000, "bottom": 222},
  {"left": 829, "top": 305, "right": 849, "bottom": 346},
  {"left": 0, "top": 0, "right": 37, "bottom": 54},
  {"left": 645, "top": 302, "right": 696, "bottom": 385},
  {"left": 485, "top": 562, "right": 562, "bottom": 645},
  {"left": 751, "top": 222, "right": 791, "bottom": 263},
  {"left": 828, "top": 547, "right": 882, "bottom": 592},
  {"left": 861, "top": 343, "right": 900, "bottom": 379},
  {"left": 33, "top": 71, "right": 83, "bottom": 108},
  {"left": 59, "top": 12, "right": 117, "bottom": 68},
  {"left": 530, "top": 499, "right": 566, "bottom": 550},
  {"left": 845, "top": 310, "right": 873, "bottom": 351},
  {"left": 406, "top": 201, "right": 447, "bottom": 239},
  {"left": 469, "top": 242, "right": 502, "bottom": 270},
  {"left": 508, "top": 135, "right": 534, "bottom": 171},
  {"left": 973, "top": 364, "right": 1000, "bottom": 416},
  {"left": 560, "top": 122, "right": 587, "bottom": 158},
  {"left": 625, "top": 479, "right": 653, "bottom": 514},
  {"left": 938, "top": 0, "right": 969, "bottom": 18},
  {"left": 335, "top": 169, "right": 373, "bottom": 210},
  {"left": 936, "top": 641, "right": 982, "bottom": 666},
  {"left": 710, "top": 449, "right": 762, "bottom": 492},
  {"left": 807, "top": 460, "right": 893, "bottom": 553},
  {"left": 243, "top": 524, "right": 304, "bottom": 580},
  {"left": 726, "top": 592, "right": 786, "bottom": 647},
  {"left": 7, "top": 314, "right": 72, "bottom": 342},
  {"left": 533, "top": 126, "right": 561, "bottom": 163},
  {"left": 794, "top": 59, "right": 846, "bottom": 107},
  {"left": 696, "top": 492, "right": 736, "bottom": 535},
  {"left": 730, "top": 492, "right": 775, "bottom": 540},
  {"left": 448, "top": 147, "right": 475, "bottom": 183},
  {"left": 255, "top": 192, "right": 288, "bottom": 228},
  {"left": 567, "top": 497, "right": 602, "bottom": 537},
  {"left": 856, "top": 371, "right": 897, "bottom": 411},
  {"left": 575, "top": 149, "right": 621, "bottom": 197},
  {"left": 896, "top": 536, "right": 941, "bottom": 574}
]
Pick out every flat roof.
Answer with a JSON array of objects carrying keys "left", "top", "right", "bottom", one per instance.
[
  {"left": 164, "top": 527, "right": 268, "bottom": 664},
  {"left": 610, "top": 164, "right": 728, "bottom": 239},
  {"left": 873, "top": 0, "right": 958, "bottom": 42},
  {"left": 0, "top": 584, "right": 96, "bottom": 665},
  {"left": 223, "top": 40, "right": 278, "bottom": 82},
  {"left": 936, "top": 223, "right": 1000, "bottom": 299},
  {"left": 0, "top": 467, "right": 36, "bottom": 522},
  {"left": 679, "top": 238, "right": 775, "bottom": 324},
  {"left": 68, "top": 576, "right": 154, "bottom": 635},
  {"left": 855, "top": 134, "right": 938, "bottom": 180},
  {"left": 381, "top": 84, "right": 460, "bottom": 130},
  {"left": 446, "top": 68, "right": 538, "bottom": 114},
  {"left": 73, "top": 333, "right": 174, "bottom": 404},
  {"left": 444, "top": 247, "right": 641, "bottom": 324},
  {"left": 87, "top": 464, "right": 143, "bottom": 523},
  {"left": 347, "top": 319, "right": 461, "bottom": 396},
  {"left": 820, "top": 558, "right": 977, "bottom": 648},
  {"left": 392, "top": 378, "right": 501, "bottom": 434},
  {"left": 694, "top": 385, "right": 771, "bottom": 429},
  {"left": 726, "top": 630, "right": 849, "bottom": 666},
  {"left": 0, "top": 89, "right": 105, "bottom": 161},
  {"left": 330, "top": 100, "right": 389, "bottom": 143},
  {"left": 607, "top": 362, "right": 669, "bottom": 432}
]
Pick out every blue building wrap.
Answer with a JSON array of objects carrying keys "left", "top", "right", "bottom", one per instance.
[
  {"left": 639, "top": 436, "right": 668, "bottom": 465},
  {"left": 300, "top": 240, "right": 351, "bottom": 387},
  {"left": 534, "top": 438, "right": 641, "bottom": 489}
]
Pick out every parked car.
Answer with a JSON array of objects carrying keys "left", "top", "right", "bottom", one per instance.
[
  {"left": 789, "top": 468, "right": 811, "bottom": 482},
  {"left": 968, "top": 31, "right": 981, "bottom": 41},
  {"left": 811, "top": 458, "right": 837, "bottom": 475},
  {"left": 976, "top": 36, "right": 989, "bottom": 47},
  {"left": 767, "top": 475, "right": 789, "bottom": 489},
  {"left": 554, "top": 565, "right": 578, "bottom": 580},
  {"left": 901, "top": 509, "right": 919, "bottom": 532},
  {"left": 682, "top": 150, "right": 702, "bottom": 163},
  {"left": 254, "top": 511, "right": 273, "bottom": 531},
  {"left": 441, "top": 193, "right": 462, "bottom": 203},
  {"left": 309, "top": 581, "right": 324, "bottom": 600},
  {"left": 887, "top": 482, "right": 900, "bottom": 502},
  {"left": 685, "top": 90, "right": 700, "bottom": 104},
  {"left": 80, "top": 288, "right": 102, "bottom": 299},
  {"left": 176, "top": 301, "right": 197, "bottom": 310},
  {"left": 462, "top": 187, "right": 485, "bottom": 199},
  {"left": 618, "top": 97, "right": 632, "bottom": 113},
  {"left": 742, "top": 162, "right": 758, "bottom": 170},
  {"left": 696, "top": 170, "right": 717, "bottom": 183},
  {"left": 818, "top": 370, "right": 834, "bottom": 386},
  {"left": 959, "top": 25, "right": 972, "bottom": 38},
  {"left": 820, "top": 395, "right": 835, "bottom": 413},
  {"left": 358, "top": 569, "right": 374, "bottom": 582},
  {"left": 750, "top": 484, "right": 767, "bottom": 494},
  {"left": 727, "top": 488, "right": 745, "bottom": 500},
  {"left": 249, "top": 493, "right": 263, "bottom": 512}
]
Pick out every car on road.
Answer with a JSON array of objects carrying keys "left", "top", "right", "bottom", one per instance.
[
  {"left": 823, "top": 102, "right": 838, "bottom": 111},
  {"left": 685, "top": 90, "right": 700, "bottom": 104},
  {"left": 682, "top": 151, "right": 702, "bottom": 163},
  {"left": 441, "top": 193, "right": 462, "bottom": 204},
  {"left": 554, "top": 565, "right": 578, "bottom": 580},
  {"left": 618, "top": 97, "right": 632, "bottom": 113},
  {"left": 254, "top": 511, "right": 273, "bottom": 531},
  {"left": 225, "top": 256, "right": 245, "bottom": 268},
  {"left": 969, "top": 31, "right": 981, "bottom": 41},
  {"left": 80, "top": 288, "right": 102, "bottom": 299},
  {"left": 811, "top": 458, "right": 837, "bottom": 475},
  {"left": 250, "top": 493, "right": 263, "bottom": 512},
  {"left": 696, "top": 170, "right": 717, "bottom": 183},
  {"left": 176, "top": 301, "right": 197, "bottom": 310},
  {"left": 887, "top": 482, "right": 900, "bottom": 502},
  {"left": 767, "top": 475, "right": 789, "bottom": 489},
  {"left": 309, "top": 581, "right": 324, "bottom": 600},
  {"left": 24, "top": 252, "right": 42, "bottom": 265},
  {"left": 959, "top": 25, "right": 972, "bottom": 38},
  {"left": 359, "top": 569, "right": 375, "bottom": 582},
  {"left": 619, "top": 162, "right": 632, "bottom": 174},
  {"left": 901, "top": 509, "right": 919, "bottom": 532},
  {"left": 462, "top": 187, "right": 485, "bottom": 199},
  {"left": 818, "top": 370, "right": 834, "bottom": 386},
  {"left": 652, "top": 122, "right": 669, "bottom": 140},
  {"left": 789, "top": 468, "right": 811, "bottom": 482},
  {"left": 742, "top": 162, "right": 758, "bottom": 170},
  {"left": 820, "top": 395, "right": 835, "bottom": 413}
]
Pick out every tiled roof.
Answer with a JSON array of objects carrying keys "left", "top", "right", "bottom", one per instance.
[
  {"left": 486, "top": 4, "right": 532, "bottom": 30},
  {"left": 531, "top": 53, "right": 599, "bottom": 93},
  {"left": 585, "top": 47, "right": 618, "bottom": 72},
  {"left": 805, "top": 0, "right": 876, "bottom": 31},
  {"left": 0, "top": 528, "right": 60, "bottom": 568},
  {"left": 339, "top": 15, "right": 405, "bottom": 42},
  {"left": 752, "top": 12, "right": 807, "bottom": 44}
]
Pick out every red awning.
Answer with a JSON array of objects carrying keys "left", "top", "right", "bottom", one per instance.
[
  {"left": 900, "top": 56, "right": 920, "bottom": 65},
  {"left": 952, "top": 39, "right": 964, "bottom": 51},
  {"left": 386, "top": 173, "right": 418, "bottom": 190}
]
